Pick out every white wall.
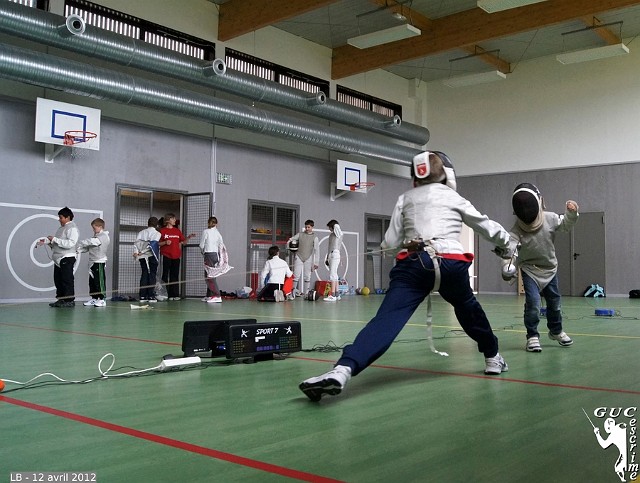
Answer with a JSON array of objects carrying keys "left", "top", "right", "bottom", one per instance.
[
  {"left": 426, "top": 43, "right": 640, "bottom": 176},
  {"left": 426, "top": 44, "right": 640, "bottom": 296}
]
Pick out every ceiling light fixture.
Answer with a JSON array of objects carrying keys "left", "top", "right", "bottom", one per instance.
[
  {"left": 477, "top": 0, "right": 547, "bottom": 13},
  {"left": 556, "top": 43, "right": 629, "bottom": 64},
  {"left": 347, "top": 24, "right": 421, "bottom": 49},
  {"left": 556, "top": 20, "right": 628, "bottom": 64},
  {"left": 442, "top": 70, "right": 507, "bottom": 88}
]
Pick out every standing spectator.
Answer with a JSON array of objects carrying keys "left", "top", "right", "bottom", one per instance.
[
  {"left": 37, "top": 206, "right": 79, "bottom": 308},
  {"left": 77, "top": 218, "right": 110, "bottom": 307},
  {"left": 288, "top": 220, "right": 319, "bottom": 297},
  {"left": 323, "top": 219, "right": 343, "bottom": 302},
  {"left": 159, "top": 213, "right": 195, "bottom": 300},
  {"left": 199, "top": 216, "right": 224, "bottom": 303},
  {"left": 134, "top": 216, "right": 161, "bottom": 302}
]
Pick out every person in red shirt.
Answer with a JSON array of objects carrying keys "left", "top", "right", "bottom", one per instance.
[{"left": 159, "top": 213, "right": 195, "bottom": 300}]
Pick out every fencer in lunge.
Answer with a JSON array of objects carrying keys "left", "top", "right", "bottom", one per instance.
[{"left": 299, "top": 151, "right": 518, "bottom": 401}]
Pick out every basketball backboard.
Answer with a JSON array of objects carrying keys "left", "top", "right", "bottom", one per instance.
[
  {"left": 331, "top": 159, "right": 370, "bottom": 200},
  {"left": 336, "top": 159, "right": 367, "bottom": 190},
  {"left": 35, "top": 98, "right": 101, "bottom": 162}
]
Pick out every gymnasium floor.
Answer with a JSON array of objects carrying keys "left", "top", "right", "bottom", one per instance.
[{"left": 1, "top": 293, "right": 639, "bottom": 482}]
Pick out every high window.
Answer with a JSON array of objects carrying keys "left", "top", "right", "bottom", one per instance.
[
  {"left": 337, "top": 85, "right": 402, "bottom": 119},
  {"left": 225, "top": 48, "right": 330, "bottom": 95},
  {"left": 64, "top": 0, "right": 216, "bottom": 60},
  {"left": 9, "top": 0, "right": 44, "bottom": 7}
]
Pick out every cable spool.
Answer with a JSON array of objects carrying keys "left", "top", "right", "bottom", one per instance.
[{"left": 595, "top": 308, "right": 615, "bottom": 317}]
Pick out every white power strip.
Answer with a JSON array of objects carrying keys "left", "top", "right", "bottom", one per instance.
[{"left": 159, "top": 356, "right": 201, "bottom": 371}]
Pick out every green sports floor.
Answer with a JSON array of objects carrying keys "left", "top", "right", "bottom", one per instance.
[{"left": 1, "top": 293, "right": 639, "bottom": 483}]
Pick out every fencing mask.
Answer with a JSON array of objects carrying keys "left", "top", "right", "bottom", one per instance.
[
  {"left": 432, "top": 151, "right": 457, "bottom": 191},
  {"left": 512, "top": 183, "right": 543, "bottom": 226},
  {"left": 413, "top": 151, "right": 457, "bottom": 191}
]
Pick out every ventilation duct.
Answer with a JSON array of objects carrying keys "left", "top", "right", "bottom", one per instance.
[
  {"left": 0, "top": 1, "right": 429, "bottom": 146},
  {"left": 0, "top": 43, "right": 420, "bottom": 166}
]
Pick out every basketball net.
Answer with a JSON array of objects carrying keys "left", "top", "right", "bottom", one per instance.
[
  {"left": 64, "top": 130, "right": 97, "bottom": 159},
  {"left": 349, "top": 182, "right": 375, "bottom": 195}
]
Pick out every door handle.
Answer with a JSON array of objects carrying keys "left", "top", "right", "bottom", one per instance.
[{"left": 573, "top": 252, "right": 580, "bottom": 260}]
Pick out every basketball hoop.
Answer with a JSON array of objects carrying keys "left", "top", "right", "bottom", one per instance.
[
  {"left": 64, "top": 130, "right": 97, "bottom": 159},
  {"left": 349, "top": 182, "right": 376, "bottom": 194},
  {"left": 330, "top": 179, "right": 375, "bottom": 201}
]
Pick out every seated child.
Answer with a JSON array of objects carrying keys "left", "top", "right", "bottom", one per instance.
[{"left": 257, "top": 246, "right": 292, "bottom": 302}]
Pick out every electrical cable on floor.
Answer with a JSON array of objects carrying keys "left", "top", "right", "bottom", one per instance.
[
  {"left": 501, "top": 306, "right": 640, "bottom": 325},
  {"left": 610, "top": 314, "right": 640, "bottom": 320},
  {"left": 580, "top": 298, "right": 640, "bottom": 319},
  {"left": 588, "top": 310, "right": 640, "bottom": 320},
  {"left": 0, "top": 353, "right": 218, "bottom": 394},
  {"left": 552, "top": 310, "right": 639, "bottom": 320},
  {"left": 394, "top": 329, "right": 467, "bottom": 344},
  {"left": 442, "top": 329, "right": 467, "bottom": 338},
  {"left": 302, "top": 341, "right": 349, "bottom": 353},
  {"left": 303, "top": 330, "right": 468, "bottom": 353}
]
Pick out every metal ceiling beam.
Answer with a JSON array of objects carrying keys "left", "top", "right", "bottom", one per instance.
[
  {"left": 332, "top": 0, "right": 640, "bottom": 79},
  {"left": 218, "top": 0, "right": 340, "bottom": 41}
]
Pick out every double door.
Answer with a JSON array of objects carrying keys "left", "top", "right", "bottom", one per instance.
[
  {"left": 364, "top": 214, "right": 393, "bottom": 291},
  {"left": 556, "top": 211, "right": 605, "bottom": 296},
  {"left": 114, "top": 185, "right": 212, "bottom": 298},
  {"left": 247, "top": 200, "right": 298, "bottom": 291}
]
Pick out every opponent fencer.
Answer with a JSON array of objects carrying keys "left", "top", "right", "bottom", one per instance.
[{"left": 503, "top": 183, "right": 578, "bottom": 352}]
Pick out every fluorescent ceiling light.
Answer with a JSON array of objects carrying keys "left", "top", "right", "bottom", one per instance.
[
  {"left": 442, "top": 70, "right": 507, "bottom": 88},
  {"left": 556, "top": 43, "right": 629, "bottom": 64},
  {"left": 477, "top": 0, "right": 547, "bottom": 13},
  {"left": 347, "top": 24, "right": 421, "bottom": 49}
]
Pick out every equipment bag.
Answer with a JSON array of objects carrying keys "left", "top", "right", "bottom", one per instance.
[{"left": 583, "top": 284, "right": 605, "bottom": 298}]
